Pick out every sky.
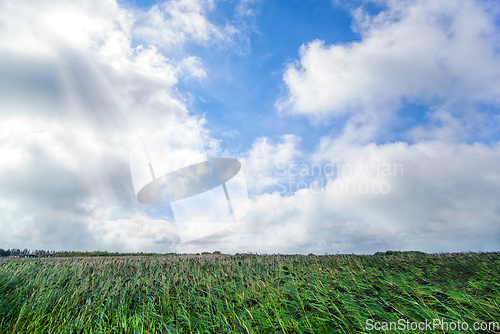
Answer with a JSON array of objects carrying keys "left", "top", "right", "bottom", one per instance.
[{"left": 1, "top": 0, "right": 500, "bottom": 254}]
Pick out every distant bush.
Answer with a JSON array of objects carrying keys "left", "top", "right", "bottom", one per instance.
[{"left": 373, "top": 250, "right": 427, "bottom": 256}]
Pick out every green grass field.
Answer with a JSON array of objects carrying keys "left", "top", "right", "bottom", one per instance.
[{"left": 0, "top": 252, "right": 499, "bottom": 333}]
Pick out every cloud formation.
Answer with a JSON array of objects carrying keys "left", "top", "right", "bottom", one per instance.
[
  {"left": 229, "top": 0, "right": 500, "bottom": 254},
  {"left": 1, "top": 0, "right": 499, "bottom": 254},
  {"left": 0, "top": 0, "right": 230, "bottom": 251},
  {"left": 134, "top": 0, "right": 239, "bottom": 48},
  {"left": 238, "top": 135, "right": 301, "bottom": 195},
  {"left": 278, "top": 0, "right": 500, "bottom": 142},
  {"left": 175, "top": 139, "right": 500, "bottom": 254}
]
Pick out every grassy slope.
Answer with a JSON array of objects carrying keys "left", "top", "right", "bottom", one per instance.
[{"left": 0, "top": 252, "right": 499, "bottom": 333}]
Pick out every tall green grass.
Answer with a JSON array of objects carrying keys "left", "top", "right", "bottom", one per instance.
[{"left": 0, "top": 252, "right": 499, "bottom": 333}]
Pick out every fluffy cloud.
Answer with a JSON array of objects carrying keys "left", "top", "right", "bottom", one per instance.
[
  {"left": 0, "top": 0, "right": 231, "bottom": 251},
  {"left": 176, "top": 138, "right": 500, "bottom": 254},
  {"left": 277, "top": 0, "right": 500, "bottom": 136},
  {"left": 133, "top": 0, "right": 239, "bottom": 48},
  {"left": 238, "top": 135, "right": 301, "bottom": 194}
]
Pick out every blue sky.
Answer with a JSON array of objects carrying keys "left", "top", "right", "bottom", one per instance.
[
  {"left": 129, "top": 0, "right": 365, "bottom": 153},
  {"left": 0, "top": 0, "right": 500, "bottom": 254},
  {"left": 132, "top": 0, "right": 500, "bottom": 152}
]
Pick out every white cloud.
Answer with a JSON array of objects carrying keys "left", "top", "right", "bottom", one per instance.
[
  {"left": 175, "top": 138, "right": 500, "bottom": 254},
  {"left": 277, "top": 0, "right": 500, "bottom": 133},
  {"left": 176, "top": 56, "right": 207, "bottom": 79},
  {"left": 0, "top": 0, "right": 133, "bottom": 57},
  {"left": 238, "top": 135, "right": 301, "bottom": 194},
  {"left": 133, "top": 0, "right": 239, "bottom": 48},
  {"left": 85, "top": 210, "right": 181, "bottom": 251},
  {"left": 0, "top": 0, "right": 227, "bottom": 251},
  {"left": 408, "top": 108, "right": 464, "bottom": 142}
]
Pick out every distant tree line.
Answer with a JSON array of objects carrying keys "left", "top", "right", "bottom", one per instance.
[
  {"left": 0, "top": 249, "right": 169, "bottom": 257},
  {"left": 0, "top": 249, "right": 227, "bottom": 257},
  {"left": 54, "top": 251, "right": 156, "bottom": 257},
  {"left": 0, "top": 249, "right": 59, "bottom": 257}
]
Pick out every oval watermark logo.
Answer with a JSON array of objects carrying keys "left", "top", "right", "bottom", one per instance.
[{"left": 129, "top": 121, "right": 249, "bottom": 242}]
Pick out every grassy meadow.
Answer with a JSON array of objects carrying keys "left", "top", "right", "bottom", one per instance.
[{"left": 0, "top": 252, "right": 499, "bottom": 333}]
